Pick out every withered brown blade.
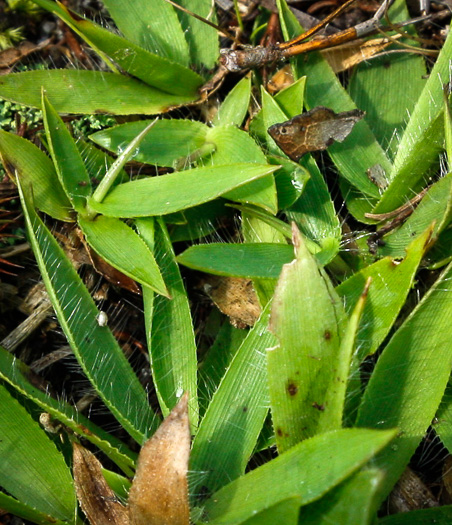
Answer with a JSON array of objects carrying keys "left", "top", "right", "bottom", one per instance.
[
  {"left": 128, "top": 393, "right": 190, "bottom": 525},
  {"left": 73, "top": 442, "right": 130, "bottom": 525},
  {"left": 203, "top": 275, "right": 261, "bottom": 329},
  {"left": 268, "top": 106, "right": 365, "bottom": 161}
]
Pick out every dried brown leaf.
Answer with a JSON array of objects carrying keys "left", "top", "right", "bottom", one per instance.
[
  {"left": 128, "top": 393, "right": 191, "bottom": 525},
  {"left": 0, "top": 39, "right": 51, "bottom": 71},
  {"left": 388, "top": 466, "right": 438, "bottom": 513},
  {"left": 203, "top": 275, "right": 261, "bottom": 328},
  {"left": 321, "top": 35, "right": 401, "bottom": 73},
  {"left": 73, "top": 442, "right": 130, "bottom": 525}
]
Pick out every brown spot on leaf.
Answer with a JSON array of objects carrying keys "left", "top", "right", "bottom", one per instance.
[
  {"left": 287, "top": 381, "right": 298, "bottom": 397},
  {"left": 275, "top": 427, "right": 289, "bottom": 438},
  {"left": 324, "top": 330, "right": 332, "bottom": 340},
  {"left": 312, "top": 402, "right": 325, "bottom": 411}
]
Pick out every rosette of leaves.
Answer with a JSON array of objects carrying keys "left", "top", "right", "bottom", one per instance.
[{"left": 3, "top": 1, "right": 452, "bottom": 525}]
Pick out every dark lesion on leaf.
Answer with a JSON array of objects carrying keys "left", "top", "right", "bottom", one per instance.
[
  {"left": 324, "top": 329, "right": 332, "bottom": 340},
  {"left": 286, "top": 380, "right": 298, "bottom": 397}
]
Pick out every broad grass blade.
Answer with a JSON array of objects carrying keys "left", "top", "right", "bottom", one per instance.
[
  {"left": 177, "top": 0, "right": 219, "bottom": 69},
  {"left": 90, "top": 119, "right": 210, "bottom": 168},
  {"left": 204, "top": 428, "right": 396, "bottom": 524},
  {"left": 78, "top": 215, "right": 169, "bottom": 296},
  {"left": 348, "top": 0, "right": 426, "bottom": 161},
  {"left": 336, "top": 226, "right": 431, "bottom": 359},
  {"left": 377, "top": 174, "right": 452, "bottom": 258},
  {"left": 87, "top": 163, "right": 279, "bottom": 218},
  {"left": 102, "top": 0, "right": 190, "bottom": 66},
  {"left": 0, "top": 70, "right": 196, "bottom": 115},
  {"left": 298, "top": 469, "right": 383, "bottom": 525},
  {"left": 0, "top": 491, "right": 69, "bottom": 525},
  {"left": 177, "top": 242, "right": 294, "bottom": 278},
  {"left": 213, "top": 75, "right": 251, "bottom": 128},
  {"left": 268, "top": 230, "right": 347, "bottom": 451}
]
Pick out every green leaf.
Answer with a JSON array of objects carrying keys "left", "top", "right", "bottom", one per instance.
[
  {"left": 270, "top": 155, "right": 309, "bottom": 209},
  {"left": 213, "top": 75, "right": 251, "bottom": 128},
  {"left": 60, "top": 0, "right": 202, "bottom": 94},
  {"left": 260, "top": 86, "right": 291, "bottom": 157},
  {"left": 17, "top": 180, "right": 158, "bottom": 444},
  {"left": 204, "top": 428, "right": 397, "bottom": 524},
  {"left": 378, "top": 506, "right": 452, "bottom": 525},
  {"left": 0, "top": 491, "right": 69, "bottom": 525},
  {"left": 0, "top": 130, "right": 72, "bottom": 221},
  {"left": 177, "top": 242, "right": 294, "bottom": 278},
  {"left": 372, "top": 28, "right": 452, "bottom": 213},
  {"left": 190, "top": 301, "right": 277, "bottom": 496},
  {"left": 298, "top": 469, "right": 383, "bottom": 525},
  {"left": 203, "top": 126, "right": 278, "bottom": 214},
  {"left": 101, "top": 0, "right": 190, "bottom": 66},
  {"left": 356, "top": 259, "right": 452, "bottom": 508},
  {"left": 267, "top": 230, "right": 346, "bottom": 451},
  {"left": 434, "top": 385, "right": 452, "bottom": 455},
  {"left": 170, "top": 200, "right": 233, "bottom": 242},
  {"left": 78, "top": 215, "right": 169, "bottom": 296},
  {"left": 0, "top": 70, "right": 196, "bottom": 115},
  {"left": 137, "top": 217, "right": 198, "bottom": 426},
  {"left": 176, "top": 0, "right": 219, "bottom": 69},
  {"left": 91, "top": 119, "right": 159, "bottom": 204},
  {"left": 197, "top": 322, "right": 247, "bottom": 416},
  {"left": 90, "top": 119, "right": 211, "bottom": 168},
  {"left": 236, "top": 497, "right": 301, "bottom": 525},
  {"left": 42, "top": 92, "right": 91, "bottom": 212},
  {"left": 349, "top": 53, "right": 426, "bottom": 162},
  {"left": 0, "top": 383, "right": 76, "bottom": 521},
  {"left": 87, "top": 163, "right": 279, "bottom": 218},
  {"left": 348, "top": 0, "right": 426, "bottom": 161},
  {"left": 0, "top": 344, "right": 136, "bottom": 475},
  {"left": 274, "top": 75, "right": 306, "bottom": 118},
  {"left": 336, "top": 226, "right": 431, "bottom": 359}
]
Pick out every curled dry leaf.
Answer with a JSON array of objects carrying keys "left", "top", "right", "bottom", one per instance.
[
  {"left": 73, "top": 394, "right": 191, "bottom": 525},
  {"left": 73, "top": 442, "right": 130, "bottom": 525},
  {"left": 321, "top": 35, "right": 400, "bottom": 73},
  {"left": 387, "top": 466, "right": 438, "bottom": 513},
  {"left": 0, "top": 39, "right": 52, "bottom": 72},
  {"left": 202, "top": 275, "right": 261, "bottom": 329},
  {"left": 128, "top": 392, "right": 191, "bottom": 525},
  {"left": 268, "top": 106, "right": 364, "bottom": 161}
]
